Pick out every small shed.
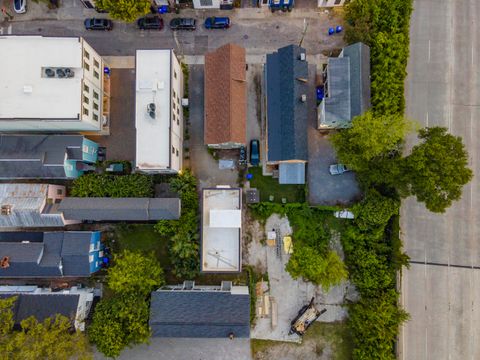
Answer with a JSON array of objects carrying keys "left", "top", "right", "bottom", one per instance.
[{"left": 279, "top": 162, "right": 306, "bottom": 185}]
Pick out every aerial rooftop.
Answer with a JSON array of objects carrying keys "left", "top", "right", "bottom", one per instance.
[
  {"left": 201, "top": 188, "right": 242, "bottom": 273},
  {"left": 0, "top": 36, "right": 83, "bottom": 120}
]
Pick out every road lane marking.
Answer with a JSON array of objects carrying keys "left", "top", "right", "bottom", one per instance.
[{"left": 428, "top": 39, "right": 431, "bottom": 63}]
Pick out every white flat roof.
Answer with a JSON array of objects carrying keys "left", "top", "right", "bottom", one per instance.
[
  {"left": 209, "top": 209, "right": 242, "bottom": 228},
  {"left": 202, "top": 188, "right": 242, "bottom": 272},
  {"left": 0, "top": 36, "right": 83, "bottom": 119},
  {"left": 135, "top": 50, "right": 172, "bottom": 170}
]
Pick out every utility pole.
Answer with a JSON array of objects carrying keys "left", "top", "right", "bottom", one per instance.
[{"left": 299, "top": 18, "right": 309, "bottom": 48}]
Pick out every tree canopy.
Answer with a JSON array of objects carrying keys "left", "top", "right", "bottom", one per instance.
[
  {"left": 331, "top": 112, "right": 414, "bottom": 172},
  {"left": 89, "top": 251, "right": 164, "bottom": 358},
  {"left": 0, "top": 297, "right": 92, "bottom": 360},
  {"left": 94, "top": 0, "right": 150, "bottom": 23},
  {"left": 286, "top": 246, "right": 347, "bottom": 291},
  {"left": 399, "top": 127, "right": 473, "bottom": 213},
  {"left": 88, "top": 294, "right": 150, "bottom": 359}
]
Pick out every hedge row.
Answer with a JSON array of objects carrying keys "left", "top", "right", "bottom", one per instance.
[{"left": 70, "top": 173, "right": 154, "bottom": 198}]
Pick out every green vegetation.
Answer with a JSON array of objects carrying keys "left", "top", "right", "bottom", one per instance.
[
  {"left": 399, "top": 127, "right": 473, "bottom": 213},
  {"left": 94, "top": 0, "right": 150, "bottom": 23},
  {"left": 155, "top": 170, "right": 200, "bottom": 279},
  {"left": 345, "top": 0, "right": 413, "bottom": 115},
  {"left": 88, "top": 251, "right": 164, "bottom": 358},
  {"left": 341, "top": 191, "right": 409, "bottom": 359},
  {"left": 0, "top": 297, "right": 92, "bottom": 360},
  {"left": 251, "top": 321, "right": 353, "bottom": 360},
  {"left": 248, "top": 167, "right": 305, "bottom": 203},
  {"left": 71, "top": 173, "right": 153, "bottom": 198}
]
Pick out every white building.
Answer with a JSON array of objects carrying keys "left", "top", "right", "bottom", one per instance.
[
  {"left": 0, "top": 286, "right": 95, "bottom": 331},
  {"left": 201, "top": 187, "right": 242, "bottom": 273},
  {"left": 135, "top": 50, "right": 183, "bottom": 174},
  {"left": 192, "top": 0, "right": 233, "bottom": 9},
  {"left": 0, "top": 36, "right": 110, "bottom": 133},
  {"left": 318, "top": 0, "right": 348, "bottom": 7}
]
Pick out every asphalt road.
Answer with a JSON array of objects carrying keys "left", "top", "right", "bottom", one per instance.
[{"left": 400, "top": 0, "right": 480, "bottom": 359}]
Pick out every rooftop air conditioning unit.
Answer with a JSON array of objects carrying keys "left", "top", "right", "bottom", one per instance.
[
  {"left": 56, "top": 68, "right": 66, "bottom": 78},
  {"left": 299, "top": 53, "right": 306, "bottom": 61},
  {"left": 301, "top": 94, "right": 307, "bottom": 102},
  {"left": 64, "top": 68, "right": 75, "bottom": 78},
  {"left": 45, "top": 68, "right": 55, "bottom": 78},
  {"left": 147, "top": 103, "right": 156, "bottom": 119}
]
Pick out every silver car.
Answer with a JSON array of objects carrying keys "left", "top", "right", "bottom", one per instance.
[{"left": 329, "top": 164, "right": 350, "bottom": 175}]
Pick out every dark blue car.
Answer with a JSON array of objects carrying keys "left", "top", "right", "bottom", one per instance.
[
  {"left": 250, "top": 139, "right": 260, "bottom": 166},
  {"left": 204, "top": 17, "right": 230, "bottom": 29}
]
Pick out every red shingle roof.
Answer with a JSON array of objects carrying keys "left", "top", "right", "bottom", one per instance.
[{"left": 204, "top": 43, "right": 246, "bottom": 146}]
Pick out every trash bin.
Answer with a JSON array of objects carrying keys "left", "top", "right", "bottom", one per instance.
[
  {"left": 328, "top": 27, "right": 335, "bottom": 35},
  {"left": 336, "top": 25, "right": 343, "bottom": 33}
]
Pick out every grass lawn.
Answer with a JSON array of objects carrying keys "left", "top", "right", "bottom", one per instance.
[
  {"left": 251, "top": 322, "right": 353, "bottom": 360},
  {"left": 248, "top": 167, "right": 305, "bottom": 203}
]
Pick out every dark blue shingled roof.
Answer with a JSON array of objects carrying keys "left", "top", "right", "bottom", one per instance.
[
  {"left": 266, "top": 45, "right": 308, "bottom": 162},
  {"left": 149, "top": 290, "right": 250, "bottom": 338}
]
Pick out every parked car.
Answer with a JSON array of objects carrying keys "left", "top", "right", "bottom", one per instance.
[
  {"left": 84, "top": 18, "right": 113, "bottom": 31},
  {"left": 13, "top": 0, "right": 27, "bottom": 14},
  {"left": 204, "top": 16, "right": 230, "bottom": 30},
  {"left": 250, "top": 139, "right": 260, "bottom": 166},
  {"left": 239, "top": 146, "right": 247, "bottom": 165},
  {"left": 170, "top": 18, "right": 196, "bottom": 31},
  {"left": 329, "top": 164, "right": 350, "bottom": 175},
  {"left": 137, "top": 16, "right": 164, "bottom": 30}
]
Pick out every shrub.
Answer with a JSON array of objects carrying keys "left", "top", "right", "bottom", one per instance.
[{"left": 71, "top": 173, "right": 153, "bottom": 198}]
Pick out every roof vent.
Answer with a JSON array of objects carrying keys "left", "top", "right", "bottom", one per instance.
[
  {"left": 1, "top": 205, "right": 12, "bottom": 215},
  {"left": 147, "top": 103, "right": 156, "bottom": 119},
  {"left": 301, "top": 94, "right": 307, "bottom": 102},
  {"left": 0, "top": 256, "right": 10, "bottom": 269},
  {"left": 45, "top": 68, "right": 55, "bottom": 77},
  {"left": 299, "top": 53, "right": 306, "bottom": 61}
]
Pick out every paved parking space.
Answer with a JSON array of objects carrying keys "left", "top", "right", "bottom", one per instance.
[
  {"left": 306, "top": 64, "right": 361, "bottom": 206},
  {"left": 88, "top": 69, "right": 136, "bottom": 162},
  {"left": 95, "top": 338, "right": 252, "bottom": 360},
  {"left": 400, "top": 0, "right": 480, "bottom": 359}
]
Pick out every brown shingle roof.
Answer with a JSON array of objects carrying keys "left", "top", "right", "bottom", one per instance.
[{"left": 204, "top": 43, "right": 246, "bottom": 146}]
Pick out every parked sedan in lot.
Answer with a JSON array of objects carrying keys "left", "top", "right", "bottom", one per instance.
[
  {"left": 170, "top": 18, "right": 196, "bottom": 31},
  {"left": 137, "top": 16, "right": 164, "bottom": 30},
  {"left": 329, "top": 164, "right": 350, "bottom": 175},
  {"left": 204, "top": 17, "right": 230, "bottom": 29},
  {"left": 84, "top": 18, "right": 113, "bottom": 31},
  {"left": 13, "top": 0, "right": 27, "bottom": 14}
]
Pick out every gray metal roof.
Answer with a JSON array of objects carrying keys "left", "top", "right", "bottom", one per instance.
[
  {"left": 0, "top": 232, "right": 96, "bottom": 278},
  {"left": 279, "top": 162, "right": 306, "bottom": 184},
  {"left": 266, "top": 45, "right": 309, "bottom": 162},
  {"left": 59, "top": 197, "right": 181, "bottom": 221},
  {"left": 0, "top": 135, "right": 84, "bottom": 179},
  {"left": 321, "top": 42, "right": 371, "bottom": 129},
  {"left": 0, "top": 293, "right": 79, "bottom": 326},
  {"left": 149, "top": 290, "right": 250, "bottom": 338},
  {"left": 0, "top": 184, "right": 66, "bottom": 228}
]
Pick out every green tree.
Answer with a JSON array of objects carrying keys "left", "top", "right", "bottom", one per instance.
[
  {"left": 353, "top": 189, "right": 399, "bottom": 230},
  {"left": 286, "top": 246, "right": 347, "bottom": 291},
  {"left": 399, "top": 127, "right": 473, "bottom": 213},
  {"left": 169, "top": 230, "right": 199, "bottom": 279},
  {"left": 349, "top": 290, "right": 409, "bottom": 360},
  {"left": 331, "top": 112, "right": 414, "bottom": 172},
  {"left": 94, "top": 0, "right": 150, "bottom": 23},
  {"left": 88, "top": 294, "right": 150, "bottom": 359},
  {"left": 107, "top": 250, "right": 164, "bottom": 296},
  {"left": 0, "top": 297, "right": 91, "bottom": 360}
]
